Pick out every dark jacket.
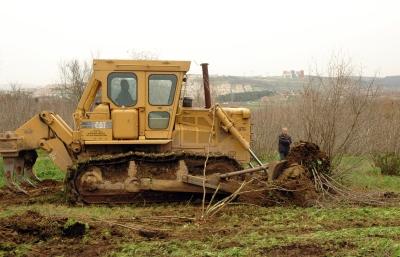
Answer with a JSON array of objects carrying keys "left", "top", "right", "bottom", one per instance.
[{"left": 278, "top": 133, "right": 292, "bottom": 154}]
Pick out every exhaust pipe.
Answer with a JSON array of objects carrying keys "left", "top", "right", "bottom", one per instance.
[{"left": 201, "top": 63, "right": 211, "bottom": 109}]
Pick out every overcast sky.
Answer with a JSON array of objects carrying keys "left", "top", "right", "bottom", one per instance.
[{"left": 0, "top": 0, "right": 399, "bottom": 87}]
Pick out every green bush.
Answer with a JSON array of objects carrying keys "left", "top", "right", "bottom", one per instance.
[{"left": 372, "top": 153, "right": 400, "bottom": 176}]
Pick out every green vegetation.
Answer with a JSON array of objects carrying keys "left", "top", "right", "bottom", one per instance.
[
  {"left": 0, "top": 243, "right": 31, "bottom": 257},
  {"left": 2, "top": 203, "right": 400, "bottom": 256},
  {"left": 372, "top": 152, "right": 400, "bottom": 176},
  {"left": 0, "top": 150, "right": 64, "bottom": 188},
  {"left": 338, "top": 156, "right": 400, "bottom": 192},
  {"left": 33, "top": 155, "right": 64, "bottom": 181},
  {"left": 216, "top": 90, "right": 274, "bottom": 103}
]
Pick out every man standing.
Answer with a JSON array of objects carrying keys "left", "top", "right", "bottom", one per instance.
[{"left": 278, "top": 127, "right": 292, "bottom": 160}]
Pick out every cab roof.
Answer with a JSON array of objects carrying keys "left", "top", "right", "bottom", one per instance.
[{"left": 93, "top": 59, "right": 191, "bottom": 72}]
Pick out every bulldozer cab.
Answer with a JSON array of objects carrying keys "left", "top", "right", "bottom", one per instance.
[{"left": 78, "top": 60, "right": 190, "bottom": 143}]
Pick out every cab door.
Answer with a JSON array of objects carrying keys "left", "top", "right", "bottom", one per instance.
[
  {"left": 107, "top": 71, "right": 143, "bottom": 140},
  {"left": 145, "top": 73, "right": 179, "bottom": 139}
]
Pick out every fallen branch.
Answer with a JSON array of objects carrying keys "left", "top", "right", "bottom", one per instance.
[{"left": 85, "top": 216, "right": 170, "bottom": 238}]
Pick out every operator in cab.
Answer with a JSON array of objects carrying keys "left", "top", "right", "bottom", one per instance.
[{"left": 116, "top": 79, "right": 134, "bottom": 106}]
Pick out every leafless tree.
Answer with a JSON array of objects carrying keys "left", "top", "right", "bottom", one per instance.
[
  {"left": 252, "top": 101, "right": 302, "bottom": 157},
  {"left": 251, "top": 55, "right": 380, "bottom": 169},
  {"left": 56, "top": 59, "right": 92, "bottom": 105},
  {"left": 366, "top": 96, "right": 400, "bottom": 175},
  {"left": 0, "top": 81, "right": 76, "bottom": 131},
  {"left": 9, "top": 82, "right": 22, "bottom": 93},
  {"left": 299, "top": 56, "right": 379, "bottom": 166}
]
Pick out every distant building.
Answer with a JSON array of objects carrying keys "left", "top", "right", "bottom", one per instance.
[
  {"left": 282, "top": 70, "right": 304, "bottom": 79},
  {"left": 282, "top": 70, "right": 291, "bottom": 78}
]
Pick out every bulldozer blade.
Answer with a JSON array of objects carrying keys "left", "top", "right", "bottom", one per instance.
[
  {"left": 20, "top": 150, "right": 40, "bottom": 187},
  {"left": 3, "top": 161, "right": 14, "bottom": 189},
  {"left": 21, "top": 175, "right": 39, "bottom": 187},
  {"left": 21, "top": 163, "right": 40, "bottom": 187},
  {"left": 2, "top": 150, "right": 39, "bottom": 193},
  {"left": 3, "top": 157, "right": 29, "bottom": 194}
]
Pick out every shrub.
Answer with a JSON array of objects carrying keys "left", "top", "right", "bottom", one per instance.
[{"left": 372, "top": 152, "right": 400, "bottom": 176}]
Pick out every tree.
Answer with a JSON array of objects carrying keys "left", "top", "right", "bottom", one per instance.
[
  {"left": 56, "top": 59, "right": 91, "bottom": 105},
  {"left": 299, "top": 55, "right": 378, "bottom": 166}
]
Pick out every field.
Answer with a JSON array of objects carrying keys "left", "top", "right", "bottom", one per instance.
[{"left": 1, "top": 154, "right": 400, "bottom": 257}]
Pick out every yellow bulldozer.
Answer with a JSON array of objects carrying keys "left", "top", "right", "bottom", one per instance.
[{"left": 0, "top": 59, "right": 287, "bottom": 203}]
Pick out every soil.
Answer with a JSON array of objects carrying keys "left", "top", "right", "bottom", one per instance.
[
  {"left": 286, "top": 141, "right": 331, "bottom": 175},
  {"left": 0, "top": 179, "right": 63, "bottom": 205},
  {"left": 239, "top": 166, "right": 320, "bottom": 207},
  {"left": 239, "top": 142, "right": 328, "bottom": 207},
  {"left": 1, "top": 202, "right": 399, "bottom": 256},
  {"left": 257, "top": 141, "right": 331, "bottom": 207},
  {"left": 0, "top": 210, "right": 139, "bottom": 257}
]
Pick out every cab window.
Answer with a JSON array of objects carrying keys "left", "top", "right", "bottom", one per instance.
[
  {"left": 89, "top": 85, "right": 102, "bottom": 111},
  {"left": 148, "top": 111, "right": 170, "bottom": 129},
  {"left": 148, "top": 74, "right": 177, "bottom": 105},
  {"left": 108, "top": 73, "right": 137, "bottom": 107}
]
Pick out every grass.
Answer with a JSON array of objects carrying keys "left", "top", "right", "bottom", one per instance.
[
  {"left": 112, "top": 228, "right": 400, "bottom": 257},
  {"left": 0, "top": 150, "right": 64, "bottom": 187},
  {"left": 2, "top": 204, "right": 400, "bottom": 256},
  {"left": 338, "top": 156, "right": 400, "bottom": 192}
]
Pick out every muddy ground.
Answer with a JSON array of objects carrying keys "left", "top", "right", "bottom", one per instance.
[
  {"left": 0, "top": 180, "right": 63, "bottom": 205},
  {"left": 1, "top": 184, "right": 400, "bottom": 257},
  {"left": 0, "top": 209, "right": 141, "bottom": 257},
  {"left": 0, "top": 184, "right": 172, "bottom": 257}
]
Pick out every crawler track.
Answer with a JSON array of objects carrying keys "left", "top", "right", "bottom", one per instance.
[{"left": 65, "top": 151, "right": 242, "bottom": 204}]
